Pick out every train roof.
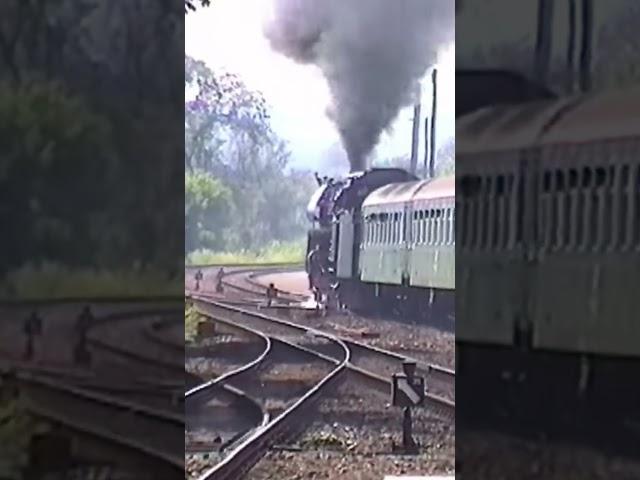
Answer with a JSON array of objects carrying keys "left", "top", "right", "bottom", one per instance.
[
  {"left": 457, "top": 85, "right": 640, "bottom": 154},
  {"left": 456, "top": 69, "right": 556, "bottom": 117},
  {"left": 362, "top": 176, "right": 454, "bottom": 209}
]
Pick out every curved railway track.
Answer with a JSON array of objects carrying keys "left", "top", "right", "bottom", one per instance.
[
  {"left": 87, "top": 308, "right": 185, "bottom": 378},
  {"left": 186, "top": 264, "right": 307, "bottom": 306},
  {"left": 4, "top": 366, "right": 184, "bottom": 475},
  {"left": 188, "top": 265, "right": 454, "bottom": 393},
  {"left": 185, "top": 324, "right": 271, "bottom": 458},
  {"left": 185, "top": 265, "right": 454, "bottom": 477},
  {"left": 187, "top": 302, "right": 350, "bottom": 480},
  {"left": 1, "top": 300, "right": 187, "bottom": 476},
  {"left": 188, "top": 295, "right": 455, "bottom": 414},
  {"left": 185, "top": 294, "right": 454, "bottom": 479}
]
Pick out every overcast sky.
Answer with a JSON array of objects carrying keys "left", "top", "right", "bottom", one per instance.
[{"left": 185, "top": 0, "right": 455, "bottom": 172}]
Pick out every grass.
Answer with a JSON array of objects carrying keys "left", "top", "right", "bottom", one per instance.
[
  {"left": 0, "top": 398, "right": 50, "bottom": 477},
  {"left": 186, "top": 240, "right": 305, "bottom": 266},
  {"left": 185, "top": 304, "right": 201, "bottom": 342},
  {"left": 0, "top": 263, "right": 182, "bottom": 300}
]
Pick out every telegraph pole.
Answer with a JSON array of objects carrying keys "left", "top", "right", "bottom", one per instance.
[
  {"left": 409, "top": 86, "right": 422, "bottom": 176},
  {"left": 428, "top": 68, "right": 437, "bottom": 179}
]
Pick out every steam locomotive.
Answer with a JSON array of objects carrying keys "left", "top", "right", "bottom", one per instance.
[{"left": 306, "top": 168, "right": 455, "bottom": 328}]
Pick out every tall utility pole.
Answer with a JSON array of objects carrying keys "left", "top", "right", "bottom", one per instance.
[
  {"left": 534, "top": 0, "right": 554, "bottom": 85},
  {"left": 423, "top": 116, "right": 430, "bottom": 178},
  {"left": 579, "top": 0, "right": 593, "bottom": 92},
  {"left": 566, "top": 0, "right": 577, "bottom": 93},
  {"left": 409, "top": 86, "right": 422, "bottom": 176},
  {"left": 428, "top": 68, "right": 437, "bottom": 179}
]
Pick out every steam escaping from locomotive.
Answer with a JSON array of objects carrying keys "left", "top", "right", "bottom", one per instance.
[{"left": 263, "top": 0, "right": 453, "bottom": 172}]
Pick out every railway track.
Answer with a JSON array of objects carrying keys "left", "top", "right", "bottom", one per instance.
[
  {"left": 186, "top": 264, "right": 306, "bottom": 306},
  {"left": 2, "top": 300, "right": 188, "bottom": 477},
  {"left": 87, "top": 308, "right": 185, "bottom": 379},
  {"left": 185, "top": 295, "right": 454, "bottom": 478},
  {"left": 185, "top": 324, "right": 271, "bottom": 459},
  {"left": 185, "top": 266, "right": 454, "bottom": 477},
  {"left": 4, "top": 367, "right": 184, "bottom": 474},
  {"left": 186, "top": 297, "right": 349, "bottom": 480},
  {"left": 187, "top": 265, "right": 454, "bottom": 398},
  {"left": 189, "top": 295, "right": 454, "bottom": 415}
]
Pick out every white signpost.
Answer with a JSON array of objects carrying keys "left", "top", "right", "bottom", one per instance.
[
  {"left": 390, "top": 361, "right": 425, "bottom": 453},
  {"left": 393, "top": 375, "right": 425, "bottom": 407}
]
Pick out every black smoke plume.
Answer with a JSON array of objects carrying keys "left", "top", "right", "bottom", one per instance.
[{"left": 263, "top": 0, "right": 453, "bottom": 171}]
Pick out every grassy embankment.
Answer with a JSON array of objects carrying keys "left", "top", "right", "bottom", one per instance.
[
  {"left": 0, "top": 264, "right": 181, "bottom": 300},
  {"left": 186, "top": 240, "right": 305, "bottom": 265}
]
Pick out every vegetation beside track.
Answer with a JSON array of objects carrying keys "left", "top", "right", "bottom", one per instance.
[
  {"left": 186, "top": 240, "right": 305, "bottom": 266},
  {"left": 0, "top": 264, "right": 181, "bottom": 300},
  {"left": 185, "top": 304, "right": 202, "bottom": 342},
  {"left": 0, "top": 397, "right": 49, "bottom": 478}
]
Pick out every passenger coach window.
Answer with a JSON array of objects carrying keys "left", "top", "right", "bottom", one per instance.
[
  {"left": 422, "top": 211, "right": 427, "bottom": 244},
  {"left": 429, "top": 209, "right": 436, "bottom": 245},
  {"left": 393, "top": 212, "right": 400, "bottom": 245}
]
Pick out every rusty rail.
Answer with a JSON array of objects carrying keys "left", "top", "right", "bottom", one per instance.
[
  {"left": 6, "top": 369, "right": 184, "bottom": 472},
  {"left": 191, "top": 297, "right": 455, "bottom": 415},
  {"left": 189, "top": 300, "right": 350, "bottom": 480}
]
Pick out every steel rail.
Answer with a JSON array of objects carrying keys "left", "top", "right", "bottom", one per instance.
[
  {"left": 186, "top": 262, "right": 303, "bottom": 270},
  {"left": 190, "top": 269, "right": 454, "bottom": 386},
  {"left": 190, "top": 302, "right": 350, "bottom": 480},
  {"left": 7, "top": 369, "right": 184, "bottom": 471},
  {"left": 86, "top": 309, "right": 185, "bottom": 375},
  {"left": 0, "top": 296, "right": 182, "bottom": 306},
  {"left": 190, "top": 296, "right": 455, "bottom": 415},
  {"left": 185, "top": 313, "right": 272, "bottom": 455}
]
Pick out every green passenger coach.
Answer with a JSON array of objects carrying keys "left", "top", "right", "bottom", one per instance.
[
  {"left": 335, "top": 176, "right": 455, "bottom": 326},
  {"left": 360, "top": 176, "right": 455, "bottom": 290}
]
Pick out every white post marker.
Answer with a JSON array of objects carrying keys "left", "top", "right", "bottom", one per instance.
[{"left": 397, "top": 376, "right": 422, "bottom": 405}]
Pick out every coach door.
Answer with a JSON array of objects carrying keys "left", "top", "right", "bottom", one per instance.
[{"left": 457, "top": 151, "right": 525, "bottom": 345}]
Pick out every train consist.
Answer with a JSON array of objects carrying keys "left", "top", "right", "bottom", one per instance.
[
  {"left": 456, "top": 84, "right": 640, "bottom": 412},
  {"left": 306, "top": 168, "right": 455, "bottom": 328}
]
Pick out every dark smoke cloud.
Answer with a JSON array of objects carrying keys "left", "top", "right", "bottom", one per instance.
[{"left": 263, "top": 0, "right": 454, "bottom": 171}]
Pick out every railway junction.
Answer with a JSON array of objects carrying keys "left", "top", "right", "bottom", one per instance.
[
  {"left": 185, "top": 264, "right": 455, "bottom": 479},
  {"left": 0, "top": 298, "right": 184, "bottom": 479}
]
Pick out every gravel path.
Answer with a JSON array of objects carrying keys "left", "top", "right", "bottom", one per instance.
[
  {"left": 254, "top": 271, "right": 312, "bottom": 296},
  {"left": 247, "top": 375, "right": 454, "bottom": 479},
  {"left": 228, "top": 357, "right": 334, "bottom": 417},
  {"left": 0, "top": 303, "right": 153, "bottom": 365},
  {"left": 186, "top": 451, "right": 222, "bottom": 480},
  {"left": 456, "top": 431, "right": 640, "bottom": 479},
  {"left": 185, "top": 334, "right": 265, "bottom": 379},
  {"left": 243, "top": 270, "right": 454, "bottom": 368},
  {"left": 288, "top": 310, "right": 454, "bottom": 369}
]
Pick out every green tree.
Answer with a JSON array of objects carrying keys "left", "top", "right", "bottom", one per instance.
[
  {"left": 0, "top": 396, "right": 47, "bottom": 479},
  {"left": 0, "top": 82, "right": 113, "bottom": 275},
  {"left": 184, "top": 55, "right": 315, "bottom": 255},
  {"left": 185, "top": 171, "right": 232, "bottom": 253},
  {"left": 0, "top": 0, "right": 186, "bottom": 279},
  {"left": 185, "top": 55, "right": 271, "bottom": 173}
]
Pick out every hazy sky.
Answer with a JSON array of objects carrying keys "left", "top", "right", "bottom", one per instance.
[{"left": 185, "top": 0, "right": 455, "bottom": 172}]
